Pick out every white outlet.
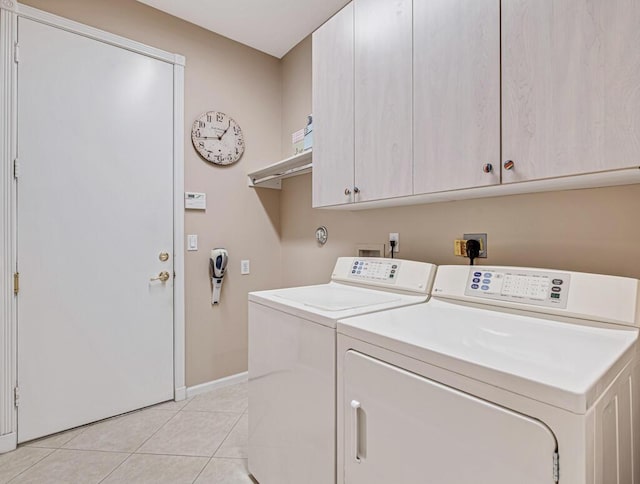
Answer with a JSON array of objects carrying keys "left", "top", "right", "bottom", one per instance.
[
  {"left": 389, "top": 232, "right": 399, "bottom": 253},
  {"left": 241, "top": 260, "right": 250, "bottom": 275}
]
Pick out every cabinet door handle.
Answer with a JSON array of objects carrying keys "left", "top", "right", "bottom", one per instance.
[
  {"left": 503, "top": 160, "right": 515, "bottom": 170},
  {"left": 482, "top": 163, "right": 493, "bottom": 173},
  {"left": 353, "top": 187, "right": 360, "bottom": 194},
  {"left": 344, "top": 188, "right": 352, "bottom": 196},
  {"left": 351, "top": 399, "right": 361, "bottom": 463}
]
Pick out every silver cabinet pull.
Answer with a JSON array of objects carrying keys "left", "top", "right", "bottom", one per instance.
[
  {"left": 503, "top": 160, "right": 515, "bottom": 170},
  {"left": 353, "top": 186, "right": 360, "bottom": 194},
  {"left": 483, "top": 163, "right": 493, "bottom": 173},
  {"left": 351, "top": 399, "right": 361, "bottom": 463},
  {"left": 344, "top": 188, "right": 352, "bottom": 196}
]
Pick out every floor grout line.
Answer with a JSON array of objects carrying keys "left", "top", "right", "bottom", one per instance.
[
  {"left": 212, "top": 413, "right": 244, "bottom": 459},
  {"left": 6, "top": 447, "right": 56, "bottom": 483},
  {"left": 96, "top": 452, "right": 134, "bottom": 484},
  {"left": 191, "top": 456, "right": 214, "bottom": 484},
  {"left": 130, "top": 407, "right": 184, "bottom": 455}
]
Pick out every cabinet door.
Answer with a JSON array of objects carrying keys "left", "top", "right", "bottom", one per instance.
[
  {"left": 312, "top": 3, "right": 355, "bottom": 208},
  {"left": 503, "top": 0, "right": 640, "bottom": 183},
  {"left": 413, "top": 0, "right": 500, "bottom": 194},
  {"left": 342, "top": 351, "right": 558, "bottom": 484},
  {"left": 354, "top": 0, "right": 413, "bottom": 202}
]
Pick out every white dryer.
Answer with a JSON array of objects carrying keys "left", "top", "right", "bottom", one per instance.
[
  {"left": 248, "top": 257, "right": 437, "bottom": 484},
  {"left": 336, "top": 265, "right": 640, "bottom": 484}
]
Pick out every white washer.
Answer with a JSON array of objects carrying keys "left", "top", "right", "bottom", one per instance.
[
  {"left": 337, "top": 265, "right": 640, "bottom": 484},
  {"left": 248, "top": 257, "right": 437, "bottom": 484}
]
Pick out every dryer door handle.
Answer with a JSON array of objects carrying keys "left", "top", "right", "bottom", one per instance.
[{"left": 351, "top": 400, "right": 362, "bottom": 463}]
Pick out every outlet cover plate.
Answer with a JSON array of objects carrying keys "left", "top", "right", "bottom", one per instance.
[{"left": 463, "top": 233, "right": 487, "bottom": 258}]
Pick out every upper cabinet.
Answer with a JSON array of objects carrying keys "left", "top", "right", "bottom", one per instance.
[
  {"left": 312, "top": 0, "right": 640, "bottom": 209},
  {"left": 312, "top": 3, "right": 354, "bottom": 208},
  {"left": 354, "top": 0, "right": 413, "bottom": 202},
  {"left": 413, "top": 0, "right": 500, "bottom": 194},
  {"left": 502, "top": 0, "right": 640, "bottom": 183}
]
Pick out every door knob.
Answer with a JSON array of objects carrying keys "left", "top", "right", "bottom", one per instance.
[
  {"left": 150, "top": 271, "right": 170, "bottom": 282},
  {"left": 503, "top": 160, "right": 515, "bottom": 170},
  {"left": 344, "top": 188, "right": 352, "bottom": 196},
  {"left": 159, "top": 252, "right": 170, "bottom": 262}
]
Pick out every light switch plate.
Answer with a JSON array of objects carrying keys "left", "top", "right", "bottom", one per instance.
[
  {"left": 187, "top": 234, "right": 198, "bottom": 251},
  {"left": 241, "top": 260, "right": 250, "bottom": 275}
]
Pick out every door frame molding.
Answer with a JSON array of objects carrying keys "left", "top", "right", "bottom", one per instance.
[{"left": 0, "top": 1, "right": 186, "bottom": 452}]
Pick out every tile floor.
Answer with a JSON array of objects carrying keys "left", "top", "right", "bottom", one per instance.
[{"left": 0, "top": 383, "right": 255, "bottom": 484}]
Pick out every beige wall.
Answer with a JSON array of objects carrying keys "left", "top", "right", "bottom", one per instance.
[
  {"left": 18, "top": 2, "right": 640, "bottom": 389},
  {"left": 21, "top": 0, "right": 283, "bottom": 386},
  {"left": 280, "top": 38, "right": 640, "bottom": 286}
]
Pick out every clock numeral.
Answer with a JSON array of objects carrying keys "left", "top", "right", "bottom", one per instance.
[
  {"left": 216, "top": 113, "right": 224, "bottom": 122},
  {"left": 198, "top": 142, "right": 204, "bottom": 149},
  {"left": 195, "top": 129, "right": 201, "bottom": 138},
  {"left": 206, "top": 114, "right": 212, "bottom": 123},
  {"left": 199, "top": 121, "right": 205, "bottom": 128}
]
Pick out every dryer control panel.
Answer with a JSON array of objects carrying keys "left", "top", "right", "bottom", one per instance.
[
  {"left": 433, "top": 265, "right": 640, "bottom": 327},
  {"left": 464, "top": 269, "right": 571, "bottom": 309}
]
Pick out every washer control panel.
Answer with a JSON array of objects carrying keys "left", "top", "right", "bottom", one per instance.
[
  {"left": 349, "top": 259, "right": 399, "bottom": 284},
  {"left": 464, "top": 268, "right": 571, "bottom": 309}
]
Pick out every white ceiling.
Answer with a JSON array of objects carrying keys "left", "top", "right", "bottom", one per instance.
[{"left": 136, "top": 0, "right": 350, "bottom": 58}]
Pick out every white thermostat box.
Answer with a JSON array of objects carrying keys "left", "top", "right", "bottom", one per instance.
[{"left": 185, "top": 192, "right": 206, "bottom": 210}]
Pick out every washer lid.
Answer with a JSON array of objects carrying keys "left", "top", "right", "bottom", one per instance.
[
  {"left": 337, "top": 299, "right": 638, "bottom": 413},
  {"left": 274, "top": 285, "right": 401, "bottom": 311},
  {"left": 249, "top": 282, "right": 426, "bottom": 328}
]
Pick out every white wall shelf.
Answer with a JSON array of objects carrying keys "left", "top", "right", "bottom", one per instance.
[{"left": 248, "top": 149, "right": 312, "bottom": 189}]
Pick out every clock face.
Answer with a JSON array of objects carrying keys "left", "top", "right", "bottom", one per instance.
[{"left": 191, "top": 111, "right": 244, "bottom": 165}]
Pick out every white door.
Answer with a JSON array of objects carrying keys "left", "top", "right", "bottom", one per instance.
[
  {"left": 343, "top": 351, "right": 558, "bottom": 484},
  {"left": 16, "top": 18, "right": 175, "bottom": 442}
]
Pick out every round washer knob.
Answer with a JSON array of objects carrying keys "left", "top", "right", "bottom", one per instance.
[
  {"left": 503, "top": 160, "right": 515, "bottom": 170},
  {"left": 482, "top": 163, "right": 493, "bottom": 173}
]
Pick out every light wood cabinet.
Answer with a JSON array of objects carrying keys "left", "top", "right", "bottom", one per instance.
[
  {"left": 311, "top": 0, "right": 640, "bottom": 210},
  {"left": 413, "top": 0, "right": 500, "bottom": 194},
  {"left": 312, "top": 3, "right": 355, "bottom": 208},
  {"left": 354, "top": 0, "right": 413, "bottom": 202},
  {"left": 502, "top": 0, "right": 640, "bottom": 183}
]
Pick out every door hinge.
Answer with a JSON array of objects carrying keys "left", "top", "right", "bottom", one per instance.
[
  {"left": 553, "top": 452, "right": 559, "bottom": 482},
  {"left": 14, "top": 387, "right": 20, "bottom": 407},
  {"left": 13, "top": 43, "right": 19, "bottom": 63},
  {"left": 13, "top": 272, "right": 19, "bottom": 295},
  {"left": 13, "top": 159, "right": 20, "bottom": 179}
]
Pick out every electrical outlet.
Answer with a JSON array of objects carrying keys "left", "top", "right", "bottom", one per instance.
[
  {"left": 463, "top": 233, "right": 487, "bottom": 258},
  {"left": 389, "top": 233, "right": 399, "bottom": 254},
  {"left": 241, "top": 260, "right": 250, "bottom": 275}
]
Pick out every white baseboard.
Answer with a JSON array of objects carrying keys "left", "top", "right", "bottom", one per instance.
[
  {"left": 186, "top": 371, "right": 248, "bottom": 399},
  {"left": 0, "top": 432, "right": 17, "bottom": 454},
  {"left": 174, "top": 386, "right": 187, "bottom": 402}
]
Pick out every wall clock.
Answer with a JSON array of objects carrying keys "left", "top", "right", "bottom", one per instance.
[{"left": 191, "top": 111, "right": 245, "bottom": 165}]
